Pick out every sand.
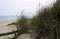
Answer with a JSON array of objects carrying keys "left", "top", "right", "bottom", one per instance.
[
  {"left": 0, "top": 20, "right": 31, "bottom": 39},
  {"left": 0, "top": 20, "right": 17, "bottom": 33},
  {"left": 0, "top": 20, "right": 17, "bottom": 39}
]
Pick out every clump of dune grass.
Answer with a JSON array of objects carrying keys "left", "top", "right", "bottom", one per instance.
[{"left": 7, "top": 0, "right": 60, "bottom": 39}]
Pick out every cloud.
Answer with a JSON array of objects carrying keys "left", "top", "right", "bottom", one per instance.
[{"left": 0, "top": 0, "right": 56, "bottom": 17}]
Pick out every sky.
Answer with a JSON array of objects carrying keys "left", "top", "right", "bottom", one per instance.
[{"left": 0, "top": 0, "right": 56, "bottom": 17}]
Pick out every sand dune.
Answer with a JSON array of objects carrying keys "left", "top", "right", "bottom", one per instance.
[
  {"left": 0, "top": 20, "right": 17, "bottom": 39},
  {"left": 0, "top": 20, "right": 17, "bottom": 33},
  {"left": 0, "top": 20, "right": 31, "bottom": 39}
]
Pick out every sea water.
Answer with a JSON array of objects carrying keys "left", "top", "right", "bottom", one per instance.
[{"left": 0, "top": 16, "right": 17, "bottom": 20}]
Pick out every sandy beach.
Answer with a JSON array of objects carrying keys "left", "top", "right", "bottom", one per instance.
[
  {"left": 0, "top": 20, "right": 17, "bottom": 33},
  {"left": 0, "top": 20, "right": 31, "bottom": 39},
  {"left": 0, "top": 20, "right": 17, "bottom": 39}
]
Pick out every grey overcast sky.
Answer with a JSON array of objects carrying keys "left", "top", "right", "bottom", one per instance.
[{"left": 0, "top": 0, "right": 56, "bottom": 17}]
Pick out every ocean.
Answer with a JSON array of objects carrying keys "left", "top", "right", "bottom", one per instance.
[{"left": 0, "top": 16, "right": 17, "bottom": 20}]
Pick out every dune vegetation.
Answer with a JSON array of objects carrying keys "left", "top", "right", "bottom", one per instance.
[{"left": 4, "top": 0, "right": 60, "bottom": 39}]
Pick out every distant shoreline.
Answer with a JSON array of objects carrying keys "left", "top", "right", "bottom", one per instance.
[
  {"left": 0, "top": 18, "right": 17, "bottom": 20},
  {"left": 0, "top": 16, "right": 17, "bottom": 20}
]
